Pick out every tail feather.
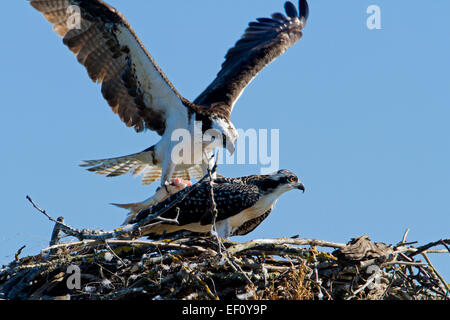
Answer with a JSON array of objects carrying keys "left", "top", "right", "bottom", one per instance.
[
  {"left": 81, "top": 147, "right": 205, "bottom": 185},
  {"left": 81, "top": 149, "right": 159, "bottom": 184},
  {"left": 113, "top": 177, "right": 193, "bottom": 225},
  {"left": 141, "top": 167, "right": 162, "bottom": 185},
  {"left": 173, "top": 169, "right": 190, "bottom": 181},
  {"left": 132, "top": 163, "right": 147, "bottom": 177},
  {"left": 190, "top": 166, "right": 204, "bottom": 179},
  {"left": 112, "top": 201, "right": 153, "bottom": 225},
  {"left": 171, "top": 166, "right": 205, "bottom": 182},
  {"left": 103, "top": 161, "right": 139, "bottom": 177}
]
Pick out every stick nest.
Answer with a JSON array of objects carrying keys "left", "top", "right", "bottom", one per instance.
[{"left": 1, "top": 235, "right": 448, "bottom": 300}]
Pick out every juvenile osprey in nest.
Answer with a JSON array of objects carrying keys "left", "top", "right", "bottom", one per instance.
[
  {"left": 126, "top": 170, "right": 305, "bottom": 239},
  {"left": 30, "top": 0, "right": 309, "bottom": 186}
]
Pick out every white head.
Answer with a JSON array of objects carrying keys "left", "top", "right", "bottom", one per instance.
[
  {"left": 256, "top": 169, "right": 306, "bottom": 196},
  {"left": 205, "top": 117, "right": 238, "bottom": 155}
]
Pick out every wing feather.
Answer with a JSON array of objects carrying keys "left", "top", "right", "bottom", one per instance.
[
  {"left": 131, "top": 182, "right": 261, "bottom": 226},
  {"left": 194, "top": 0, "right": 309, "bottom": 112},
  {"left": 30, "top": 0, "right": 188, "bottom": 135}
]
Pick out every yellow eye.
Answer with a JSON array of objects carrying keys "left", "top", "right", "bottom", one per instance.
[{"left": 289, "top": 177, "right": 295, "bottom": 182}]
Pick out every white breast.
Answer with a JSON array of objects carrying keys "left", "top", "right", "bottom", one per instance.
[
  {"left": 141, "top": 194, "right": 279, "bottom": 237},
  {"left": 228, "top": 194, "right": 279, "bottom": 232}
]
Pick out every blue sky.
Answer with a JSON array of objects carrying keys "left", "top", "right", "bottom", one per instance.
[{"left": 1, "top": 1, "right": 449, "bottom": 281}]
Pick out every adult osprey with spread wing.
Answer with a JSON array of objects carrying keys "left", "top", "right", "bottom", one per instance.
[{"left": 30, "top": 0, "right": 309, "bottom": 186}]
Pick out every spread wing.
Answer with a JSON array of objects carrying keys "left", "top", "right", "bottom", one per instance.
[
  {"left": 194, "top": 0, "right": 309, "bottom": 113},
  {"left": 29, "top": 0, "right": 188, "bottom": 135}
]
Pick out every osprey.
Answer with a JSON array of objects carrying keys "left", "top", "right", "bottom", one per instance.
[
  {"left": 128, "top": 170, "right": 305, "bottom": 239},
  {"left": 113, "top": 177, "right": 193, "bottom": 225},
  {"left": 30, "top": 0, "right": 309, "bottom": 186}
]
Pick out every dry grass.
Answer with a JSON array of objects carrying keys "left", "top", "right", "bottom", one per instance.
[{"left": 254, "top": 263, "right": 314, "bottom": 300}]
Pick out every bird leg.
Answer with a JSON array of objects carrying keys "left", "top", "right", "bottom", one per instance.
[
  {"left": 160, "top": 156, "right": 177, "bottom": 188},
  {"left": 201, "top": 150, "right": 218, "bottom": 179}
]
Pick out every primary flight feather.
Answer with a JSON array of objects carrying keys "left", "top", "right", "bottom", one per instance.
[{"left": 29, "top": 0, "right": 309, "bottom": 186}]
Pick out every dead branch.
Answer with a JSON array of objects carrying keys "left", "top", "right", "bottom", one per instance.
[
  {"left": 227, "top": 237, "right": 346, "bottom": 256},
  {"left": 3, "top": 193, "right": 446, "bottom": 300},
  {"left": 1, "top": 233, "right": 449, "bottom": 300},
  {"left": 25, "top": 167, "right": 217, "bottom": 243}
]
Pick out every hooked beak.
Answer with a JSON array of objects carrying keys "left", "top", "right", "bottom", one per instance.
[
  {"left": 296, "top": 182, "right": 305, "bottom": 193},
  {"left": 225, "top": 140, "right": 235, "bottom": 155}
]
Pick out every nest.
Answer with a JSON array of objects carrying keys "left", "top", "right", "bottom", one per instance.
[
  {"left": 2, "top": 181, "right": 448, "bottom": 300},
  {"left": 1, "top": 234, "right": 449, "bottom": 300}
]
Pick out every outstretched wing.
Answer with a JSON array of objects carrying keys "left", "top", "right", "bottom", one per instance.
[
  {"left": 29, "top": 0, "right": 187, "bottom": 135},
  {"left": 194, "top": 0, "right": 309, "bottom": 113}
]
